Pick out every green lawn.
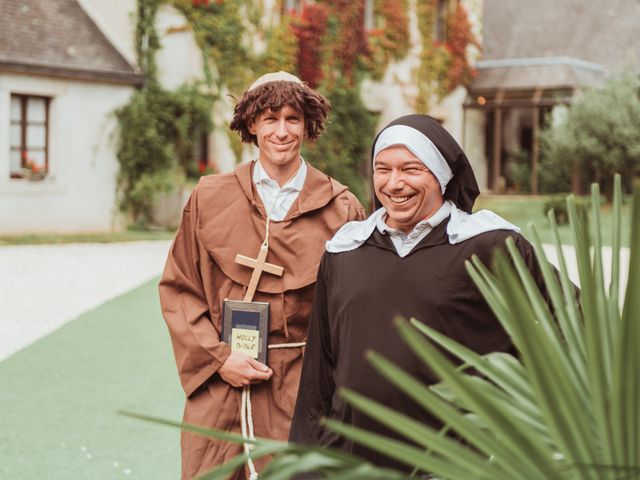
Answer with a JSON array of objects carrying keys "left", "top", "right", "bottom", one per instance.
[
  {"left": 0, "top": 278, "right": 184, "bottom": 479},
  {"left": 1, "top": 195, "right": 629, "bottom": 248},
  {"left": 474, "top": 194, "right": 632, "bottom": 247},
  {"left": 0, "top": 229, "right": 175, "bottom": 246}
]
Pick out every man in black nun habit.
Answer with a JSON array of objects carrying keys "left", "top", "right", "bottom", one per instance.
[{"left": 288, "top": 114, "right": 548, "bottom": 471}]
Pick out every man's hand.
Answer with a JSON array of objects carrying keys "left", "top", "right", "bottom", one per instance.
[{"left": 218, "top": 350, "right": 273, "bottom": 387}]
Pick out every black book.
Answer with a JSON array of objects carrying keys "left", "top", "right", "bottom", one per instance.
[{"left": 221, "top": 300, "right": 270, "bottom": 365}]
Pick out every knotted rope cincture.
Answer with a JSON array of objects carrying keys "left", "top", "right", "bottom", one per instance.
[
  {"left": 240, "top": 384, "right": 258, "bottom": 480},
  {"left": 262, "top": 214, "right": 271, "bottom": 250},
  {"left": 238, "top": 196, "right": 305, "bottom": 479},
  {"left": 240, "top": 341, "right": 306, "bottom": 480}
]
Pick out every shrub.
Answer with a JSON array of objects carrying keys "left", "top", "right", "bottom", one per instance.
[
  {"left": 543, "top": 194, "right": 589, "bottom": 225},
  {"left": 505, "top": 148, "right": 531, "bottom": 193},
  {"left": 115, "top": 84, "right": 212, "bottom": 224},
  {"left": 302, "top": 81, "right": 376, "bottom": 207},
  {"left": 540, "top": 72, "right": 640, "bottom": 196}
]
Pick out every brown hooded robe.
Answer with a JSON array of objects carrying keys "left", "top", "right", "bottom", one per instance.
[{"left": 159, "top": 161, "right": 364, "bottom": 479}]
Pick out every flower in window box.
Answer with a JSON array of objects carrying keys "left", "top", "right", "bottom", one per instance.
[{"left": 20, "top": 151, "right": 46, "bottom": 181}]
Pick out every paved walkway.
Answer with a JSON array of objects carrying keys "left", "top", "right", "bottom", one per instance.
[
  {"left": 0, "top": 240, "right": 171, "bottom": 361},
  {"left": 542, "top": 244, "right": 629, "bottom": 305},
  {"left": 0, "top": 241, "right": 629, "bottom": 363}
]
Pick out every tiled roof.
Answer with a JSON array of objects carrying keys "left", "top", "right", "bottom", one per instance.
[
  {"left": 0, "top": 0, "right": 142, "bottom": 84},
  {"left": 472, "top": 59, "right": 606, "bottom": 91},
  {"left": 473, "top": 0, "right": 640, "bottom": 91}
]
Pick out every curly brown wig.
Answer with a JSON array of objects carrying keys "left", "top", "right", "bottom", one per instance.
[{"left": 230, "top": 81, "right": 331, "bottom": 145}]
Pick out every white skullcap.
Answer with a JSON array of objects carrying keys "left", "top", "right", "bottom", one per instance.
[
  {"left": 248, "top": 71, "right": 303, "bottom": 91},
  {"left": 373, "top": 124, "right": 453, "bottom": 194}
]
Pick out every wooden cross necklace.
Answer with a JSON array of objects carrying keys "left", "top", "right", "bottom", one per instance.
[
  {"left": 234, "top": 211, "right": 284, "bottom": 302},
  {"left": 234, "top": 163, "right": 304, "bottom": 301}
]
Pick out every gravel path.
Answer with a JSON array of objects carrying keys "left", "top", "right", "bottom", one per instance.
[
  {"left": 542, "top": 245, "right": 629, "bottom": 305},
  {"left": 0, "top": 241, "right": 629, "bottom": 362},
  {"left": 0, "top": 241, "right": 171, "bottom": 361}
]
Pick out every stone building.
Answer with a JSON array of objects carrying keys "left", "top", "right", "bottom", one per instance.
[
  {"left": 463, "top": 0, "right": 640, "bottom": 193},
  {"left": 0, "top": 0, "right": 141, "bottom": 233}
]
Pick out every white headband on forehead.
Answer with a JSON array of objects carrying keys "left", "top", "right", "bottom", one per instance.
[{"left": 373, "top": 125, "right": 453, "bottom": 194}]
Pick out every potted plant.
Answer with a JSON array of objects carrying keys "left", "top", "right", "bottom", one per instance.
[{"left": 125, "top": 175, "right": 638, "bottom": 479}]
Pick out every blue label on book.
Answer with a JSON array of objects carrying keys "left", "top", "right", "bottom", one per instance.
[{"left": 231, "top": 309, "right": 261, "bottom": 330}]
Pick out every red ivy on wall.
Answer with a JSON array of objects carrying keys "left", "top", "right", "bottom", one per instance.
[
  {"left": 362, "top": 0, "right": 410, "bottom": 79},
  {"left": 293, "top": 0, "right": 367, "bottom": 88},
  {"left": 377, "top": 0, "right": 410, "bottom": 56},
  {"left": 291, "top": 3, "right": 329, "bottom": 88},
  {"left": 444, "top": 2, "right": 476, "bottom": 92},
  {"left": 325, "top": 0, "right": 367, "bottom": 85}
]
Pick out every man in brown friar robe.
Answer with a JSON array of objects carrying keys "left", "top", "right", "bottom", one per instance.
[
  {"left": 159, "top": 72, "right": 365, "bottom": 479},
  {"left": 289, "top": 115, "right": 549, "bottom": 473}
]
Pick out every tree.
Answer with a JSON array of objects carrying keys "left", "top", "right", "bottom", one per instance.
[
  {"left": 302, "top": 80, "right": 376, "bottom": 207},
  {"left": 540, "top": 72, "right": 640, "bottom": 195}
]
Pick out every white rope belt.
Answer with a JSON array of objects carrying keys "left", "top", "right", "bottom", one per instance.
[{"left": 241, "top": 341, "right": 306, "bottom": 479}]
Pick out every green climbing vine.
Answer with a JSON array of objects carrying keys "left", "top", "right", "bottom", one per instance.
[
  {"left": 415, "top": 0, "right": 476, "bottom": 112},
  {"left": 363, "top": 0, "right": 410, "bottom": 80},
  {"left": 260, "top": 13, "right": 299, "bottom": 76},
  {"left": 116, "top": 0, "right": 477, "bottom": 220},
  {"left": 170, "top": 0, "right": 254, "bottom": 96},
  {"left": 115, "top": 0, "right": 213, "bottom": 226}
]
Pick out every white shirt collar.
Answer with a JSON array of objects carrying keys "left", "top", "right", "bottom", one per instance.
[
  {"left": 375, "top": 202, "right": 452, "bottom": 257},
  {"left": 375, "top": 201, "right": 452, "bottom": 236},
  {"left": 251, "top": 158, "right": 307, "bottom": 221},
  {"left": 252, "top": 157, "right": 307, "bottom": 192}
]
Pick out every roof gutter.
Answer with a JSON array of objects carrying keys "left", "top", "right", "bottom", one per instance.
[
  {"left": 0, "top": 60, "right": 144, "bottom": 86},
  {"left": 477, "top": 56, "right": 606, "bottom": 72}
]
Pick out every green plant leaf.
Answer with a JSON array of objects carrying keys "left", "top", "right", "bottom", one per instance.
[
  {"left": 526, "top": 222, "right": 587, "bottom": 388},
  {"left": 120, "top": 411, "right": 259, "bottom": 446},
  {"left": 615, "top": 181, "right": 640, "bottom": 468},
  {"left": 394, "top": 317, "right": 563, "bottom": 479},
  {"left": 322, "top": 417, "right": 496, "bottom": 480},
  {"left": 465, "top": 257, "right": 518, "bottom": 346},
  {"left": 491, "top": 250, "right": 598, "bottom": 478},
  {"left": 337, "top": 387, "right": 495, "bottom": 474},
  {"left": 409, "top": 320, "right": 540, "bottom": 417},
  {"left": 609, "top": 174, "right": 622, "bottom": 330},
  {"left": 364, "top": 349, "right": 529, "bottom": 479},
  {"left": 545, "top": 208, "right": 586, "bottom": 355}
]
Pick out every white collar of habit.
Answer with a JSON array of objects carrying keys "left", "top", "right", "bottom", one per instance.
[
  {"left": 325, "top": 200, "right": 520, "bottom": 253},
  {"left": 375, "top": 200, "right": 452, "bottom": 236}
]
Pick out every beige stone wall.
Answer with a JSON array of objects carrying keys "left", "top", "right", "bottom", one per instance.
[{"left": 463, "top": 108, "right": 488, "bottom": 192}]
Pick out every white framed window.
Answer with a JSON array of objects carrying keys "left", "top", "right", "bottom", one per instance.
[{"left": 9, "top": 94, "right": 51, "bottom": 180}]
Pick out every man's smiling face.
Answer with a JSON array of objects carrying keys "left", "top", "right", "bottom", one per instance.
[
  {"left": 374, "top": 146, "right": 444, "bottom": 233},
  {"left": 249, "top": 105, "right": 305, "bottom": 171}
]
